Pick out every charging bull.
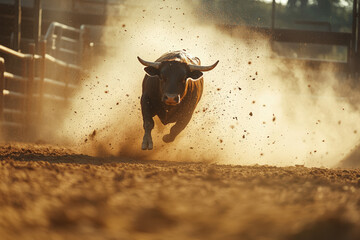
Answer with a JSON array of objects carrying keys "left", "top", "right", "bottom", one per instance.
[{"left": 137, "top": 50, "right": 219, "bottom": 150}]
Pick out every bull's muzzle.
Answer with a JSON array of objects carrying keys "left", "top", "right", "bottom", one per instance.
[{"left": 163, "top": 94, "right": 180, "bottom": 105}]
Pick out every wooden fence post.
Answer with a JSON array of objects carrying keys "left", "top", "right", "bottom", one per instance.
[
  {"left": 14, "top": 0, "right": 22, "bottom": 51},
  {"left": 56, "top": 27, "right": 63, "bottom": 60},
  {"left": 103, "top": 0, "right": 108, "bottom": 15},
  {"left": 64, "top": 65, "right": 70, "bottom": 106},
  {"left": 34, "top": 0, "right": 42, "bottom": 52},
  {"left": 271, "top": 0, "right": 276, "bottom": 30},
  {"left": 351, "top": 0, "right": 358, "bottom": 76},
  {"left": 38, "top": 40, "right": 46, "bottom": 119},
  {"left": 0, "top": 58, "right": 5, "bottom": 124},
  {"left": 357, "top": 0, "right": 360, "bottom": 78},
  {"left": 20, "top": 52, "right": 27, "bottom": 138},
  {"left": 80, "top": 25, "right": 90, "bottom": 68},
  {"left": 26, "top": 43, "right": 35, "bottom": 138}
]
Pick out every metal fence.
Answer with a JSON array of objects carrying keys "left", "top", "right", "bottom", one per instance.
[{"left": 0, "top": 22, "right": 84, "bottom": 141}]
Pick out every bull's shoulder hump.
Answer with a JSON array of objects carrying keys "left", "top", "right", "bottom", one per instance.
[{"left": 156, "top": 51, "right": 201, "bottom": 66}]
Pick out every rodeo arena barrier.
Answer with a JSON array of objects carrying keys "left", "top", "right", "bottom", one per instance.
[{"left": 0, "top": 22, "right": 94, "bottom": 141}]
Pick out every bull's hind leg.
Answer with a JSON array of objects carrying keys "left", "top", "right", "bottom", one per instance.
[
  {"left": 162, "top": 115, "right": 191, "bottom": 143},
  {"left": 141, "top": 96, "right": 154, "bottom": 150}
]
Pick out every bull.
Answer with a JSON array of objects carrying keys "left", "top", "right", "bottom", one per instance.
[{"left": 137, "top": 50, "right": 219, "bottom": 150}]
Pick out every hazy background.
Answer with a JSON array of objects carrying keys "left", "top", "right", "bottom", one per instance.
[{"left": 53, "top": 0, "right": 360, "bottom": 168}]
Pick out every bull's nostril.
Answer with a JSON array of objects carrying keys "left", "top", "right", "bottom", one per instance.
[{"left": 163, "top": 94, "right": 180, "bottom": 104}]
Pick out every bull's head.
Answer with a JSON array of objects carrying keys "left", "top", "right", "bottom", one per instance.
[{"left": 138, "top": 56, "right": 219, "bottom": 105}]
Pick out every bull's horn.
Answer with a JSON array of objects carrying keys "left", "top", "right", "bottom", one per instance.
[
  {"left": 137, "top": 56, "right": 161, "bottom": 69},
  {"left": 188, "top": 60, "right": 219, "bottom": 72}
]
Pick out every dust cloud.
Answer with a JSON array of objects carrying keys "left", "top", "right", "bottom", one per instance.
[{"left": 58, "top": 0, "right": 360, "bottom": 167}]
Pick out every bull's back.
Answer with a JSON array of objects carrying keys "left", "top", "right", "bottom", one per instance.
[{"left": 156, "top": 51, "right": 201, "bottom": 65}]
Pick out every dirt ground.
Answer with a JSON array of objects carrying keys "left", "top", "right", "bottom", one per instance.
[{"left": 0, "top": 143, "right": 360, "bottom": 240}]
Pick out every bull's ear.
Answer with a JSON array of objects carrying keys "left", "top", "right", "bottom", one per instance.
[
  {"left": 187, "top": 70, "right": 203, "bottom": 81},
  {"left": 144, "top": 66, "right": 159, "bottom": 76}
]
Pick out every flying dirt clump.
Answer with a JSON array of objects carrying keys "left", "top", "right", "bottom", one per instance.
[{"left": 57, "top": 0, "right": 360, "bottom": 167}]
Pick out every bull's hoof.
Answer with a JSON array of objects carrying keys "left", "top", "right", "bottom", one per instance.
[
  {"left": 162, "top": 134, "right": 175, "bottom": 143},
  {"left": 142, "top": 141, "right": 153, "bottom": 150},
  {"left": 142, "top": 136, "right": 153, "bottom": 150}
]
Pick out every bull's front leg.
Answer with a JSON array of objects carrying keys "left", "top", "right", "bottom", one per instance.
[
  {"left": 162, "top": 115, "right": 191, "bottom": 143},
  {"left": 141, "top": 95, "right": 154, "bottom": 150}
]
